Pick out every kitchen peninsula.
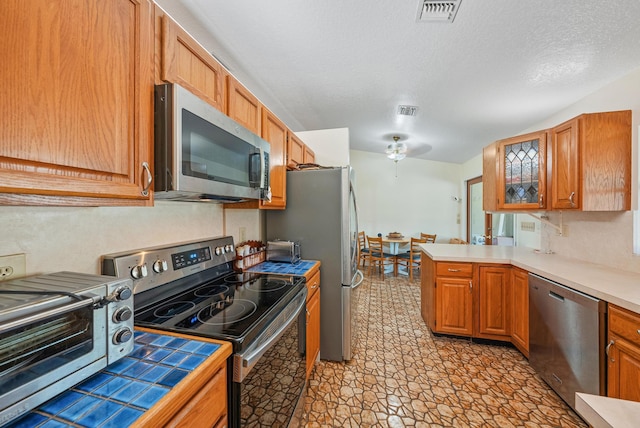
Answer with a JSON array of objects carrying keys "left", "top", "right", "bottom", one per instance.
[{"left": 420, "top": 243, "right": 640, "bottom": 426}]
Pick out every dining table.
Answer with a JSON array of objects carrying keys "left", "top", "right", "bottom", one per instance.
[{"left": 381, "top": 235, "right": 411, "bottom": 275}]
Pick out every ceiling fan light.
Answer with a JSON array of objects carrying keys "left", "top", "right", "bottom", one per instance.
[{"left": 387, "top": 152, "right": 407, "bottom": 161}]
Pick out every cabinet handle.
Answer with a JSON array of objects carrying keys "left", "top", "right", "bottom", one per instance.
[
  {"left": 606, "top": 339, "right": 615, "bottom": 362},
  {"left": 568, "top": 191, "right": 575, "bottom": 207},
  {"left": 311, "top": 283, "right": 318, "bottom": 289},
  {"left": 448, "top": 268, "right": 460, "bottom": 272},
  {"left": 306, "top": 308, "right": 310, "bottom": 318},
  {"left": 469, "top": 280, "right": 472, "bottom": 292},
  {"left": 141, "top": 162, "right": 153, "bottom": 197},
  {"left": 539, "top": 194, "right": 544, "bottom": 208}
]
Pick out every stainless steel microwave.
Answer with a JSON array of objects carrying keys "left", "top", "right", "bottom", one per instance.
[{"left": 154, "top": 83, "right": 270, "bottom": 203}]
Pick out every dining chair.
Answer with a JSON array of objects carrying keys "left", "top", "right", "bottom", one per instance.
[
  {"left": 358, "top": 231, "right": 370, "bottom": 268},
  {"left": 396, "top": 237, "right": 427, "bottom": 281},
  {"left": 366, "top": 236, "right": 395, "bottom": 278},
  {"left": 420, "top": 233, "right": 437, "bottom": 243}
]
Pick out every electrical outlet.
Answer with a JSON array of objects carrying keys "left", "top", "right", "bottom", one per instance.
[
  {"left": 239, "top": 227, "right": 247, "bottom": 243},
  {"left": 521, "top": 222, "right": 536, "bottom": 232},
  {"left": 0, "top": 254, "right": 26, "bottom": 281}
]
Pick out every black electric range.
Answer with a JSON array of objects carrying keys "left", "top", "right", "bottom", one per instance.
[
  {"left": 133, "top": 271, "right": 306, "bottom": 351},
  {"left": 102, "top": 237, "right": 306, "bottom": 352}
]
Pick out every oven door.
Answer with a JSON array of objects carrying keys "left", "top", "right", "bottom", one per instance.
[
  {"left": 0, "top": 298, "right": 107, "bottom": 424},
  {"left": 229, "top": 289, "right": 307, "bottom": 428}
]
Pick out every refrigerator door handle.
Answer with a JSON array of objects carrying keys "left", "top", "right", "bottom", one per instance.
[{"left": 351, "top": 270, "right": 364, "bottom": 289}]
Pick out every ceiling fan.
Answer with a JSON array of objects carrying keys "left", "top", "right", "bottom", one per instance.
[{"left": 383, "top": 134, "right": 432, "bottom": 161}]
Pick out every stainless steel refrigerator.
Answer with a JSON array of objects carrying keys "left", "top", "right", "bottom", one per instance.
[{"left": 265, "top": 167, "right": 362, "bottom": 361}]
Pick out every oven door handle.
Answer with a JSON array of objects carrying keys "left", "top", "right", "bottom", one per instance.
[
  {"left": 0, "top": 296, "right": 99, "bottom": 335},
  {"left": 233, "top": 291, "right": 306, "bottom": 382}
]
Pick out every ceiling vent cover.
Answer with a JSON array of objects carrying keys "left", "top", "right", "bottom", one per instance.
[
  {"left": 397, "top": 105, "right": 419, "bottom": 116},
  {"left": 417, "top": 0, "right": 462, "bottom": 23}
]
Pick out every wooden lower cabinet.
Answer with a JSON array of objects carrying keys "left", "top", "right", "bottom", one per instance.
[
  {"left": 435, "top": 276, "right": 473, "bottom": 336},
  {"left": 607, "top": 304, "right": 640, "bottom": 402},
  {"left": 421, "top": 258, "right": 523, "bottom": 350},
  {"left": 510, "top": 267, "right": 529, "bottom": 356},
  {"left": 477, "top": 265, "right": 510, "bottom": 339},
  {"left": 305, "top": 267, "right": 321, "bottom": 378}
]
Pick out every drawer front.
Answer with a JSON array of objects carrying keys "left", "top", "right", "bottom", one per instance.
[
  {"left": 436, "top": 262, "right": 473, "bottom": 278},
  {"left": 306, "top": 269, "right": 320, "bottom": 301},
  {"left": 609, "top": 304, "right": 640, "bottom": 348}
]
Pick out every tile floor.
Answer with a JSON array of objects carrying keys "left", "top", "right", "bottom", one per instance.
[{"left": 303, "top": 272, "right": 587, "bottom": 427}]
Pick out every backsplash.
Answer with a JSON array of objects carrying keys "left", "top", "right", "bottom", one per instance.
[
  {"left": 0, "top": 202, "right": 226, "bottom": 276},
  {"left": 541, "top": 210, "right": 640, "bottom": 273}
]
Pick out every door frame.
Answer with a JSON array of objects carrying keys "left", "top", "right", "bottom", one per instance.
[{"left": 466, "top": 176, "right": 492, "bottom": 245}]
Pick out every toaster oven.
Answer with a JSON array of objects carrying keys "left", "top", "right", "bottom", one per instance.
[
  {"left": 0, "top": 272, "right": 134, "bottom": 425},
  {"left": 267, "top": 240, "right": 301, "bottom": 263}
]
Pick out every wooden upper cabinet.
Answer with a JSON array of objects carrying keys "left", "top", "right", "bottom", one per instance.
[
  {"left": 158, "top": 11, "right": 226, "bottom": 112},
  {"left": 304, "top": 145, "right": 316, "bottom": 164},
  {"left": 496, "top": 131, "right": 547, "bottom": 210},
  {"left": 482, "top": 142, "right": 498, "bottom": 212},
  {"left": 550, "top": 111, "right": 631, "bottom": 211},
  {"left": 260, "top": 108, "right": 287, "bottom": 209},
  {"left": 226, "top": 75, "right": 262, "bottom": 135},
  {"left": 0, "top": 0, "right": 153, "bottom": 206},
  {"left": 287, "top": 134, "right": 305, "bottom": 169}
]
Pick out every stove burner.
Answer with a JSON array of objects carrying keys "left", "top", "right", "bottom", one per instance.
[
  {"left": 153, "top": 301, "right": 196, "bottom": 318},
  {"left": 245, "top": 279, "right": 287, "bottom": 293},
  {"left": 194, "top": 284, "right": 229, "bottom": 297},
  {"left": 196, "top": 299, "right": 257, "bottom": 326}
]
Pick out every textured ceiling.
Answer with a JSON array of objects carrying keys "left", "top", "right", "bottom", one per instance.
[{"left": 155, "top": 0, "right": 640, "bottom": 164}]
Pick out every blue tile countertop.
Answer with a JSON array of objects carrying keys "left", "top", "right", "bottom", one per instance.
[
  {"left": 246, "top": 260, "right": 319, "bottom": 277},
  {"left": 6, "top": 331, "right": 231, "bottom": 428}
]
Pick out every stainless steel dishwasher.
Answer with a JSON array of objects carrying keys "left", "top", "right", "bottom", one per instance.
[{"left": 528, "top": 273, "right": 607, "bottom": 411}]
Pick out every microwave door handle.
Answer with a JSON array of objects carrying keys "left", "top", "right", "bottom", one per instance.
[
  {"left": 259, "top": 147, "right": 267, "bottom": 189},
  {"left": 0, "top": 297, "right": 98, "bottom": 335}
]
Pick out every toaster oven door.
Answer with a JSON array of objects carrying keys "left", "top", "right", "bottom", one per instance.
[{"left": 0, "top": 299, "right": 107, "bottom": 423}]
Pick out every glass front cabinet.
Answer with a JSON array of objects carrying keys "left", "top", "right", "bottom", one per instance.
[{"left": 496, "top": 131, "right": 547, "bottom": 210}]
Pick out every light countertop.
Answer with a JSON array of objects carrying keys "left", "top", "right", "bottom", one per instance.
[
  {"left": 576, "top": 393, "right": 640, "bottom": 428},
  {"left": 420, "top": 244, "right": 640, "bottom": 314}
]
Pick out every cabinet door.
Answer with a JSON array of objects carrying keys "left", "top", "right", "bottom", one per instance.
[
  {"left": 226, "top": 75, "right": 261, "bottom": 135},
  {"left": 0, "top": 0, "right": 153, "bottom": 206},
  {"left": 478, "top": 266, "right": 510, "bottom": 338},
  {"left": 607, "top": 334, "right": 640, "bottom": 402},
  {"left": 510, "top": 267, "right": 529, "bottom": 356},
  {"left": 435, "top": 277, "right": 473, "bottom": 336},
  {"left": 304, "top": 146, "right": 316, "bottom": 164},
  {"left": 287, "top": 134, "right": 305, "bottom": 170},
  {"left": 551, "top": 118, "right": 580, "bottom": 210},
  {"left": 160, "top": 14, "right": 226, "bottom": 112},
  {"left": 260, "top": 108, "right": 287, "bottom": 209},
  {"left": 306, "top": 288, "right": 321, "bottom": 379},
  {"left": 482, "top": 142, "right": 498, "bottom": 212},
  {"left": 497, "top": 131, "right": 547, "bottom": 210}
]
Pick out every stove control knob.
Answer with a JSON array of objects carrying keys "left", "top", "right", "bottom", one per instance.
[
  {"left": 152, "top": 259, "right": 168, "bottom": 273},
  {"left": 113, "top": 306, "right": 133, "bottom": 323},
  {"left": 215, "top": 246, "right": 224, "bottom": 256},
  {"left": 130, "top": 264, "right": 148, "bottom": 280},
  {"left": 225, "top": 244, "right": 234, "bottom": 253},
  {"left": 113, "top": 327, "right": 133, "bottom": 345},
  {"left": 113, "top": 286, "right": 132, "bottom": 301}
]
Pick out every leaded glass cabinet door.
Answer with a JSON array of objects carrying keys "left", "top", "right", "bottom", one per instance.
[{"left": 497, "top": 131, "right": 547, "bottom": 210}]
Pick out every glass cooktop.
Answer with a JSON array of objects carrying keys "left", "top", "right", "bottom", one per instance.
[{"left": 134, "top": 272, "right": 305, "bottom": 347}]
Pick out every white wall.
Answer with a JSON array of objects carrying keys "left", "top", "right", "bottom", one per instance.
[
  {"left": 295, "top": 127, "right": 350, "bottom": 167},
  {"left": 0, "top": 202, "right": 225, "bottom": 276},
  {"left": 351, "top": 150, "right": 463, "bottom": 242}
]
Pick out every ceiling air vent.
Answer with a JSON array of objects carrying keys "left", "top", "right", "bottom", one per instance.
[
  {"left": 397, "top": 105, "right": 419, "bottom": 116},
  {"left": 417, "top": 0, "right": 462, "bottom": 23}
]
